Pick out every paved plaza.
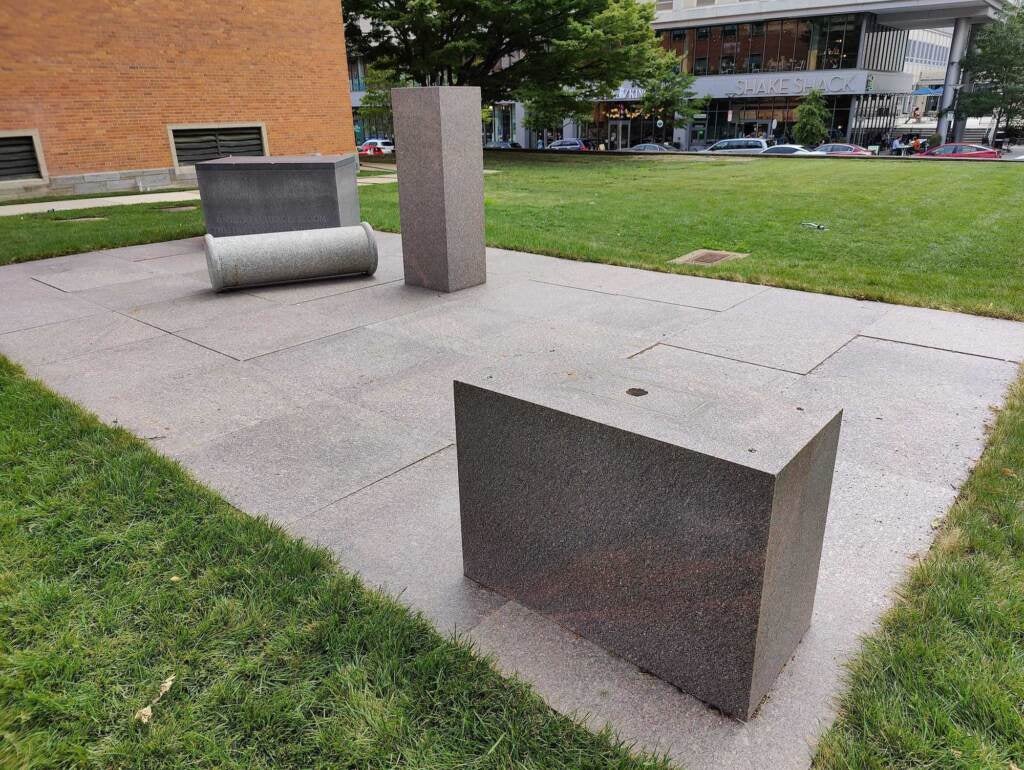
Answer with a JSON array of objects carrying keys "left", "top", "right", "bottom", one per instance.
[{"left": 2, "top": 234, "right": 1023, "bottom": 768}]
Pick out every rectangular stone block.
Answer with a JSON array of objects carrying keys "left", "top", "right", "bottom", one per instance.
[
  {"left": 196, "top": 154, "right": 359, "bottom": 237},
  {"left": 454, "top": 369, "right": 842, "bottom": 720},
  {"left": 391, "top": 86, "right": 486, "bottom": 292}
]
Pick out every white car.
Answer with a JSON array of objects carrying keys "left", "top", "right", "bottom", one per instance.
[
  {"left": 761, "top": 144, "right": 814, "bottom": 156},
  {"left": 359, "top": 138, "right": 395, "bottom": 155},
  {"left": 704, "top": 138, "right": 769, "bottom": 154}
]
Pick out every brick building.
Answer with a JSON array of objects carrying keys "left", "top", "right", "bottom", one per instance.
[{"left": 0, "top": 0, "right": 355, "bottom": 199}]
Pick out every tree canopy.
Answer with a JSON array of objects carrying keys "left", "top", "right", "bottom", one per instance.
[
  {"left": 959, "top": 7, "right": 1024, "bottom": 139},
  {"left": 793, "top": 90, "right": 830, "bottom": 146},
  {"left": 345, "top": 0, "right": 695, "bottom": 125}
]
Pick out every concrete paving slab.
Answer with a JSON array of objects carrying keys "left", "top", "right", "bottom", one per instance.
[
  {"left": 0, "top": 310, "right": 163, "bottom": 365},
  {"left": 144, "top": 251, "right": 210, "bottom": 277},
  {"left": 177, "top": 398, "right": 450, "bottom": 523},
  {"left": 74, "top": 273, "right": 211, "bottom": 311},
  {"left": 623, "top": 273, "right": 768, "bottom": 311},
  {"left": 29, "top": 258, "right": 161, "bottom": 292},
  {"left": 299, "top": 280, "right": 453, "bottom": 330},
  {"left": 81, "top": 361, "right": 319, "bottom": 456},
  {"left": 250, "top": 326, "right": 462, "bottom": 395},
  {"left": 782, "top": 337, "right": 1016, "bottom": 487},
  {"left": 862, "top": 305, "right": 1024, "bottom": 363},
  {"left": 124, "top": 288, "right": 275, "bottom": 333},
  {"left": 3, "top": 235, "right": 1023, "bottom": 769},
  {"left": 666, "top": 288, "right": 890, "bottom": 374},
  {"left": 176, "top": 303, "right": 361, "bottom": 361},
  {"left": 553, "top": 292, "right": 716, "bottom": 341},
  {"left": 26, "top": 334, "right": 231, "bottom": 407},
  {"left": 100, "top": 237, "right": 206, "bottom": 262},
  {"left": 0, "top": 279, "right": 101, "bottom": 334},
  {"left": 292, "top": 447, "right": 506, "bottom": 632}
]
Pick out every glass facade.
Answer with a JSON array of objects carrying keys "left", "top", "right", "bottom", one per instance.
[
  {"left": 581, "top": 102, "right": 677, "bottom": 150},
  {"left": 662, "top": 15, "right": 863, "bottom": 76},
  {"left": 692, "top": 96, "right": 853, "bottom": 146}
]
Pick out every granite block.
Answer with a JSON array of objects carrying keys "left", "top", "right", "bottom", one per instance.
[
  {"left": 204, "top": 224, "right": 378, "bottom": 292},
  {"left": 392, "top": 87, "right": 486, "bottom": 292},
  {"left": 196, "top": 154, "right": 360, "bottom": 237},
  {"left": 455, "top": 369, "right": 842, "bottom": 719}
]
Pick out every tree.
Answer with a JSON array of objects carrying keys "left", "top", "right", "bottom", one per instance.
[
  {"left": 345, "top": 0, "right": 677, "bottom": 116},
  {"left": 358, "top": 65, "right": 413, "bottom": 128},
  {"left": 793, "top": 90, "right": 830, "bottom": 146},
  {"left": 639, "top": 50, "right": 704, "bottom": 128},
  {"left": 958, "top": 7, "right": 1024, "bottom": 142}
]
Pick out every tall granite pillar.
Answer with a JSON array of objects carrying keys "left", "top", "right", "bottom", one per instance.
[{"left": 391, "top": 86, "right": 487, "bottom": 292}]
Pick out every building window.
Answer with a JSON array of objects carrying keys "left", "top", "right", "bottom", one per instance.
[
  {"left": 751, "top": 22, "right": 765, "bottom": 37},
  {"left": 671, "top": 29, "right": 684, "bottom": 40},
  {"left": 169, "top": 124, "right": 266, "bottom": 169},
  {"left": 696, "top": 27, "right": 709, "bottom": 40},
  {"left": 0, "top": 131, "right": 46, "bottom": 183},
  {"left": 694, "top": 57, "right": 709, "bottom": 75},
  {"left": 723, "top": 24, "right": 737, "bottom": 37},
  {"left": 720, "top": 56, "right": 736, "bottom": 74}
]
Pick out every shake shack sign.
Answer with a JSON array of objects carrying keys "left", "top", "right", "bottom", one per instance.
[
  {"left": 727, "top": 74, "right": 856, "bottom": 96},
  {"left": 696, "top": 70, "right": 893, "bottom": 99}
]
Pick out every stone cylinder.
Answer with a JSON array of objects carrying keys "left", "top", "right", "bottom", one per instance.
[{"left": 205, "top": 222, "right": 378, "bottom": 292}]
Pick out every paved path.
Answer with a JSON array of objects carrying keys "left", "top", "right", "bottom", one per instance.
[
  {"left": 0, "top": 172, "right": 401, "bottom": 217},
  {"left": 2, "top": 235, "right": 1023, "bottom": 768}
]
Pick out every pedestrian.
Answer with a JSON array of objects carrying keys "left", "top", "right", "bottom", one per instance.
[
  {"left": 911, "top": 135, "right": 921, "bottom": 154},
  {"left": 891, "top": 136, "right": 902, "bottom": 156}
]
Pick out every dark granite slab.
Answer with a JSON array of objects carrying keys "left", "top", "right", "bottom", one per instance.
[
  {"left": 196, "top": 154, "right": 359, "bottom": 237},
  {"left": 454, "top": 368, "right": 842, "bottom": 720}
]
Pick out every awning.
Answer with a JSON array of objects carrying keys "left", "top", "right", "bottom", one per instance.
[{"left": 911, "top": 86, "right": 944, "bottom": 96}]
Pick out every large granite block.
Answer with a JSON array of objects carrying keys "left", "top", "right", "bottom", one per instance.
[
  {"left": 454, "top": 369, "right": 842, "bottom": 720},
  {"left": 196, "top": 155, "right": 359, "bottom": 237},
  {"left": 391, "top": 87, "right": 486, "bottom": 292}
]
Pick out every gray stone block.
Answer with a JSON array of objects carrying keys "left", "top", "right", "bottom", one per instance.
[
  {"left": 391, "top": 86, "right": 486, "bottom": 292},
  {"left": 454, "top": 369, "right": 842, "bottom": 720},
  {"left": 204, "top": 223, "right": 378, "bottom": 292},
  {"left": 196, "top": 154, "right": 360, "bottom": 237}
]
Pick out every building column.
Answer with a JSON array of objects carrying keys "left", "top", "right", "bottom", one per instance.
[{"left": 937, "top": 18, "right": 973, "bottom": 141}]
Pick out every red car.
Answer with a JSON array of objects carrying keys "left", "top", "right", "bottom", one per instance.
[
  {"left": 814, "top": 143, "right": 873, "bottom": 157},
  {"left": 921, "top": 143, "right": 999, "bottom": 159}
]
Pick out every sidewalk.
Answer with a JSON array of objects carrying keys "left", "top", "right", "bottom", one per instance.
[{"left": 0, "top": 172, "right": 400, "bottom": 217}]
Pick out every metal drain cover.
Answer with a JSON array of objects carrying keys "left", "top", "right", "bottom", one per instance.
[{"left": 671, "top": 249, "right": 749, "bottom": 265}]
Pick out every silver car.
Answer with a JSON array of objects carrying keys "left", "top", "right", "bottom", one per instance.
[{"left": 704, "top": 138, "right": 769, "bottom": 154}]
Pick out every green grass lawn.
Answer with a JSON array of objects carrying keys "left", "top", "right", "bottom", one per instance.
[
  {"left": 0, "top": 356, "right": 666, "bottom": 770},
  {"left": 815, "top": 368, "right": 1024, "bottom": 769},
  {"left": 0, "top": 203, "right": 205, "bottom": 265},
  {"left": 3, "top": 154, "right": 1022, "bottom": 318}
]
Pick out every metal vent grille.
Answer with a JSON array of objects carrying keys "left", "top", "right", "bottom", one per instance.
[
  {"left": 0, "top": 135, "right": 42, "bottom": 181},
  {"left": 172, "top": 126, "right": 264, "bottom": 165}
]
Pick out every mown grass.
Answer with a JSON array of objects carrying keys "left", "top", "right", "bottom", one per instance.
[
  {"left": 0, "top": 356, "right": 667, "bottom": 770},
  {"left": 0, "top": 203, "right": 206, "bottom": 265},
  {"left": 3, "top": 155, "right": 1022, "bottom": 318},
  {"left": 815, "top": 368, "right": 1024, "bottom": 769}
]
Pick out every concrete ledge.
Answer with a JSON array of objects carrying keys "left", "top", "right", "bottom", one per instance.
[{"left": 455, "top": 368, "right": 842, "bottom": 720}]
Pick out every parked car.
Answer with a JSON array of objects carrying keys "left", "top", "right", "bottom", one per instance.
[
  {"left": 703, "top": 138, "right": 769, "bottom": 154},
  {"left": 547, "top": 138, "right": 592, "bottom": 152},
  {"left": 624, "top": 143, "right": 676, "bottom": 153},
  {"left": 484, "top": 140, "right": 513, "bottom": 149},
  {"left": 760, "top": 144, "right": 814, "bottom": 156},
  {"left": 920, "top": 143, "right": 1000, "bottom": 160},
  {"left": 358, "top": 138, "right": 395, "bottom": 158},
  {"left": 814, "top": 143, "right": 873, "bottom": 157}
]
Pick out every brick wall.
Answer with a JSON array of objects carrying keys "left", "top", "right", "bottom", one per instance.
[{"left": 0, "top": 0, "right": 355, "bottom": 180}]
